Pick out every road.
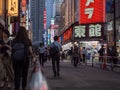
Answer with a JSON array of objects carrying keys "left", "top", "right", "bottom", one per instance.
[
  {"left": 44, "top": 61, "right": 120, "bottom": 90},
  {"left": 1, "top": 60, "right": 120, "bottom": 90}
]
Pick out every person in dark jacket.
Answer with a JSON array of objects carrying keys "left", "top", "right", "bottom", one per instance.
[
  {"left": 111, "top": 46, "right": 118, "bottom": 65},
  {"left": 98, "top": 45, "right": 105, "bottom": 63},
  {"left": 73, "top": 44, "right": 79, "bottom": 67},
  {"left": 50, "top": 36, "right": 62, "bottom": 77},
  {"left": 38, "top": 43, "right": 45, "bottom": 66}
]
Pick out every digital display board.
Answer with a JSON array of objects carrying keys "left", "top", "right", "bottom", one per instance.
[{"left": 80, "top": 0, "right": 105, "bottom": 24}]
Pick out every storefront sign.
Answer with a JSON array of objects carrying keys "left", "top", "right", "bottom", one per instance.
[
  {"left": 74, "top": 23, "right": 104, "bottom": 39},
  {"left": 8, "top": 0, "right": 18, "bottom": 16},
  {"left": 63, "top": 27, "right": 72, "bottom": 42},
  {"left": 0, "top": 0, "right": 3, "bottom": 15},
  {"left": 80, "top": 0, "right": 105, "bottom": 24}
]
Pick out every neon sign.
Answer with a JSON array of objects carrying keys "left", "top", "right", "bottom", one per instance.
[
  {"left": 74, "top": 23, "right": 104, "bottom": 39},
  {"left": 80, "top": 0, "right": 105, "bottom": 24}
]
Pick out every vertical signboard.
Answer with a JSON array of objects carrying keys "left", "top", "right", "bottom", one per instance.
[
  {"left": 8, "top": 0, "right": 18, "bottom": 16},
  {"left": 0, "top": 0, "right": 3, "bottom": 15},
  {"left": 44, "top": 8, "right": 46, "bottom": 30},
  {"left": 63, "top": 27, "right": 72, "bottom": 42},
  {"left": 80, "top": 0, "right": 105, "bottom": 24},
  {"left": 106, "top": 0, "right": 114, "bottom": 13},
  {"left": 22, "top": 0, "right": 26, "bottom": 7}
]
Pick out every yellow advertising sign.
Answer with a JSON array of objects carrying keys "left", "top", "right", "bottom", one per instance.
[
  {"left": 8, "top": 0, "right": 18, "bottom": 16},
  {"left": 0, "top": 0, "right": 3, "bottom": 16}
]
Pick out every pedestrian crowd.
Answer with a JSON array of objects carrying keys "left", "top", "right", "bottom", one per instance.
[
  {"left": 0, "top": 19, "right": 62, "bottom": 90},
  {"left": 0, "top": 19, "right": 119, "bottom": 90}
]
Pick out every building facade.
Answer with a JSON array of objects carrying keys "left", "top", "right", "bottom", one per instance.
[
  {"left": 30, "top": 0, "right": 45, "bottom": 45},
  {"left": 116, "top": 0, "right": 120, "bottom": 46},
  {"left": 45, "top": 0, "right": 54, "bottom": 30}
]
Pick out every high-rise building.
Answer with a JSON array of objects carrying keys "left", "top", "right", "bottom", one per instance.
[
  {"left": 52, "top": 0, "right": 63, "bottom": 35},
  {"left": 30, "top": 0, "right": 45, "bottom": 45},
  {"left": 45, "top": 0, "right": 54, "bottom": 30}
]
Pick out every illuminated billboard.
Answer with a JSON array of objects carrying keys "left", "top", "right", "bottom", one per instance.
[
  {"left": 73, "top": 23, "right": 104, "bottom": 40},
  {"left": 80, "top": 0, "right": 105, "bottom": 24},
  {"left": 63, "top": 27, "right": 72, "bottom": 42},
  {"left": 22, "top": 0, "right": 26, "bottom": 7},
  {"left": 0, "top": 0, "right": 3, "bottom": 15},
  {"left": 44, "top": 8, "right": 46, "bottom": 30},
  {"left": 8, "top": 0, "right": 18, "bottom": 16}
]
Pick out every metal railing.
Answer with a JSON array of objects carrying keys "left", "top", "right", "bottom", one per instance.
[{"left": 84, "top": 55, "right": 120, "bottom": 71}]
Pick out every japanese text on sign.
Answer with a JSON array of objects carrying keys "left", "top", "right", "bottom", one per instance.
[
  {"left": 80, "top": 0, "right": 105, "bottom": 24},
  {"left": 85, "top": 0, "right": 94, "bottom": 19},
  {"left": 74, "top": 24, "right": 102, "bottom": 38}
]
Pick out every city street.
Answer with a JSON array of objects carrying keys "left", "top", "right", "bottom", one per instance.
[
  {"left": 1, "top": 0, "right": 120, "bottom": 90},
  {"left": 1, "top": 60, "right": 120, "bottom": 90},
  {"left": 44, "top": 61, "right": 120, "bottom": 90}
]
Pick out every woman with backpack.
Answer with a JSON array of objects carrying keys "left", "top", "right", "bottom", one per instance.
[{"left": 12, "top": 26, "right": 33, "bottom": 90}]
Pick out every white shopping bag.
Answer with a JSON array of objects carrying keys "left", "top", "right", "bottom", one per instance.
[{"left": 28, "top": 60, "right": 48, "bottom": 90}]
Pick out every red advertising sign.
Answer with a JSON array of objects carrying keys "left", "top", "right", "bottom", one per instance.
[
  {"left": 80, "top": 0, "right": 105, "bottom": 24},
  {"left": 22, "top": 0, "right": 26, "bottom": 7},
  {"left": 63, "top": 27, "right": 72, "bottom": 42},
  {"left": 44, "top": 8, "right": 46, "bottom": 30}
]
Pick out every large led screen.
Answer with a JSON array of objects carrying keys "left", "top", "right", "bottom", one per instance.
[{"left": 80, "top": 0, "right": 106, "bottom": 24}]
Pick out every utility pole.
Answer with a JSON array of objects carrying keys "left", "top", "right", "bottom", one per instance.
[
  {"left": 18, "top": 0, "right": 21, "bottom": 29},
  {"left": 113, "top": 0, "right": 116, "bottom": 46},
  {"left": 4, "top": 0, "right": 7, "bottom": 29}
]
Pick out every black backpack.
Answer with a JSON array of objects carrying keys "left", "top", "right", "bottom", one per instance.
[
  {"left": 12, "top": 43, "right": 26, "bottom": 61},
  {"left": 50, "top": 43, "right": 59, "bottom": 56}
]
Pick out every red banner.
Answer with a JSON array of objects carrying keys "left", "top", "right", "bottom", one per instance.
[
  {"left": 22, "top": 0, "right": 26, "bottom": 7},
  {"left": 63, "top": 27, "right": 72, "bottom": 42},
  {"left": 80, "top": 0, "right": 105, "bottom": 24},
  {"left": 44, "top": 8, "right": 46, "bottom": 30}
]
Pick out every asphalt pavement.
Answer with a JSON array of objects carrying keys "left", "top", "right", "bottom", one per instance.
[
  {"left": 1, "top": 60, "right": 120, "bottom": 90},
  {"left": 44, "top": 60, "right": 120, "bottom": 90}
]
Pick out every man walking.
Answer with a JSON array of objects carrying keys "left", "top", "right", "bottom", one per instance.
[{"left": 50, "top": 36, "right": 62, "bottom": 77}]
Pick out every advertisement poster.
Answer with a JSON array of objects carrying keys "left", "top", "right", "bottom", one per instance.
[
  {"left": 8, "top": 0, "right": 18, "bottom": 16},
  {"left": 0, "top": 0, "right": 3, "bottom": 16},
  {"left": 80, "top": 0, "right": 105, "bottom": 24}
]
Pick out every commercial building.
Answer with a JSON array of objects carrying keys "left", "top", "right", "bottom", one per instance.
[
  {"left": 45, "top": 0, "right": 54, "bottom": 30},
  {"left": 59, "top": 0, "right": 106, "bottom": 51},
  {"left": 30, "top": 0, "right": 45, "bottom": 45}
]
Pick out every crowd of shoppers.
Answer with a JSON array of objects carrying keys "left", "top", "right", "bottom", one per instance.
[
  {"left": 0, "top": 18, "right": 120, "bottom": 90},
  {"left": 0, "top": 19, "right": 34, "bottom": 90}
]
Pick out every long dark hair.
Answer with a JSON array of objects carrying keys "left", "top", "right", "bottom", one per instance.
[{"left": 14, "top": 26, "right": 29, "bottom": 45}]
